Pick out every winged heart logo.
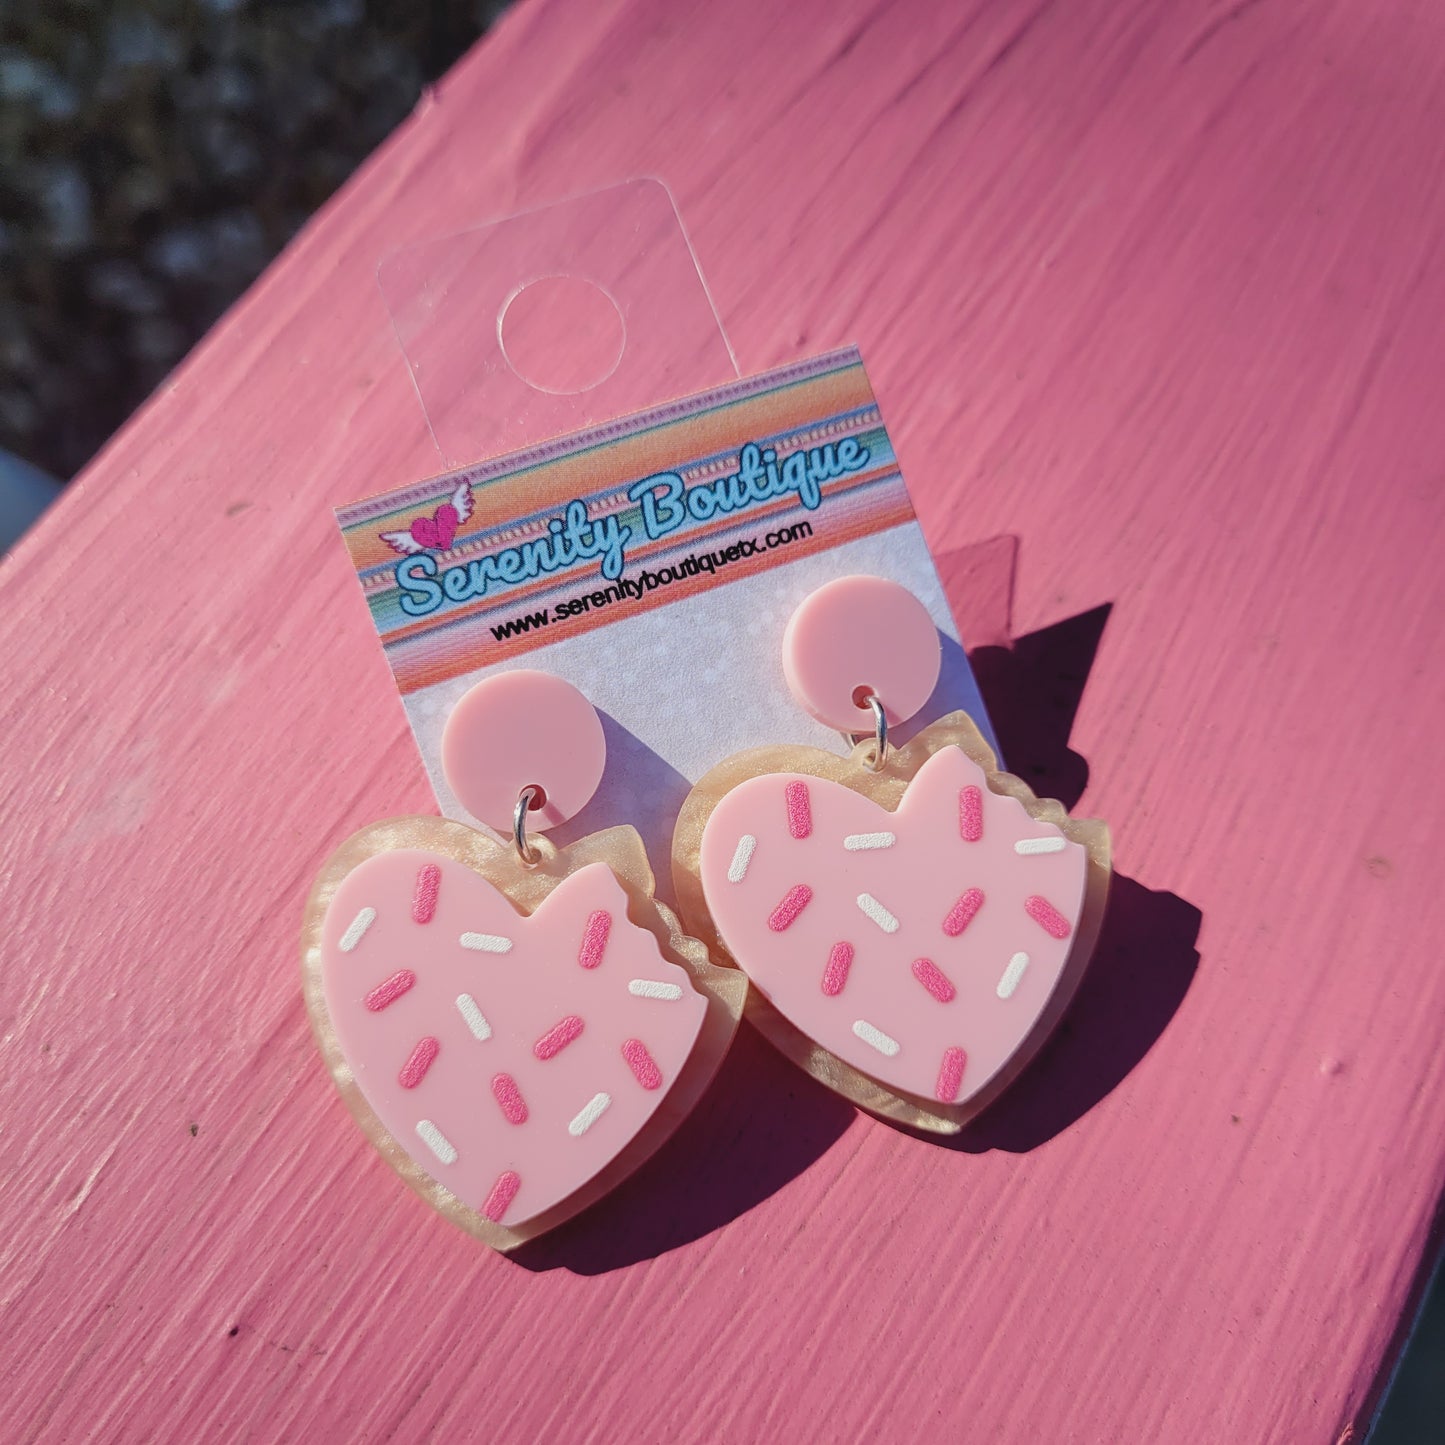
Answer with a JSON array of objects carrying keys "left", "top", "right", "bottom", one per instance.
[{"left": 381, "top": 479, "right": 473, "bottom": 556}]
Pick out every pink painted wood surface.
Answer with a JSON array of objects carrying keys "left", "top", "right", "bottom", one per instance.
[{"left": 3, "top": 1, "right": 1444, "bottom": 1440}]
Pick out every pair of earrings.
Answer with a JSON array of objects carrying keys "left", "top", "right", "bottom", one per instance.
[{"left": 301, "top": 576, "right": 1111, "bottom": 1249}]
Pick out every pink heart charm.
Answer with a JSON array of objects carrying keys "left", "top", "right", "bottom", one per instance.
[
  {"left": 698, "top": 746, "right": 1092, "bottom": 1110},
  {"left": 314, "top": 849, "right": 707, "bottom": 1229},
  {"left": 410, "top": 501, "right": 458, "bottom": 551}
]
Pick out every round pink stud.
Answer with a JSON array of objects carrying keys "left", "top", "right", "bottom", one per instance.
[
  {"left": 441, "top": 671, "right": 606, "bottom": 832},
  {"left": 782, "top": 576, "right": 941, "bottom": 731}
]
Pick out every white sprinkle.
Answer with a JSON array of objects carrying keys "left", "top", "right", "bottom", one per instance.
[
  {"left": 852, "top": 1020, "right": 901, "bottom": 1057},
  {"left": 459, "top": 932, "right": 513, "bottom": 953},
  {"left": 998, "top": 952, "right": 1031, "bottom": 999},
  {"left": 415, "top": 1119, "right": 457, "bottom": 1165},
  {"left": 844, "top": 832, "right": 896, "bottom": 851},
  {"left": 856, "top": 892, "right": 900, "bottom": 934},
  {"left": 338, "top": 907, "right": 376, "bottom": 952},
  {"left": 1015, "top": 836, "right": 1067, "bottom": 855},
  {"left": 629, "top": 979, "right": 684, "bottom": 1001},
  {"left": 568, "top": 1092, "right": 612, "bottom": 1137},
  {"left": 727, "top": 834, "right": 757, "bottom": 883},
  {"left": 455, "top": 993, "right": 492, "bottom": 1040}
]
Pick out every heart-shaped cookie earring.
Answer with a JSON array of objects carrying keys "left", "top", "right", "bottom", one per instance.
[
  {"left": 672, "top": 577, "right": 1111, "bottom": 1134},
  {"left": 301, "top": 671, "right": 744, "bottom": 1249}
]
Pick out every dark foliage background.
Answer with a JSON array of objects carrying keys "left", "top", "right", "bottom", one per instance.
[{"left": 0, "top": 0, "right": 505, "bottom": 480}]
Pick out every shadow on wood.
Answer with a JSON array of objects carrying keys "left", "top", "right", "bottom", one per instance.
[{"left": 969, "top": 601, "right": 1113, "bottom": 811}]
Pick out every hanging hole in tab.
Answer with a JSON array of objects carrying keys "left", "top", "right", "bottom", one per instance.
[{"left": 498, "top": 275, "right": 626, "bottom": 396}]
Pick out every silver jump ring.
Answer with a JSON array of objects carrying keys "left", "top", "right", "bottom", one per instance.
[
  {"left": 862, "top": 693, "right": 888, "bottom": 771},
  {"left": 513, "top": 785, "right": 542, "bottom": 866},
  {"left": 838, "top": 693, "right": 889, "bottom": 771}
]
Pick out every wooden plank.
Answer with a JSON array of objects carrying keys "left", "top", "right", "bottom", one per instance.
[{"left": 3, "top": 0, "right": 1443, "bottom": 1439}]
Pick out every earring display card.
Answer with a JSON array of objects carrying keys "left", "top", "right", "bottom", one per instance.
[{"left": 336, "top": 346, "right": 999, "bottom": 892}]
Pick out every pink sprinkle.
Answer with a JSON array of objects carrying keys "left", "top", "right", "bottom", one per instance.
[
  {"left": 1025, "top": 894, "right": 1073, "bottom": 939},
  {"left": 912, "top": 957, "right": 957, "bottom": 1003},
  {"left": 364, "top": 969, "right": 416, "bottom": 1012},
  {"left": 397, "top": 1036, "right": 439, "bottom": 1089},
  {"left": 960, "top": 786, "right": 983, "bottom": 841},
  {"left": 821, "top": 942, "right": 854, "bottom": 996},
  {"left": 578, "top": 910, "right": 612, "bottom": 969},
  {"left": 483, "top": 1170, "right": 521, "bottom": 1223},
  {"left": 491, "top": 1072, "right": 529, "bottom": 1124},
  {"left": 767, "top": 884, "right": 813, "bottom": 931},
  {"left": 534, "top": 1014, "right": 585, "bottom": 1060},
  {"left": 622, "top": 1038, "right": 663, "bottom": 1090},
  {"left": 785, "top": 780, "right": 813, "bottom": 839},
  {"left": 942, "top": 887, "right": 985, "bottom": 937},
  {"left": 936, "top": 1047, "right": 967, "bottom": 1103},
  {"left": 412, "top": 864, "right": 441, "bottom": 924}
]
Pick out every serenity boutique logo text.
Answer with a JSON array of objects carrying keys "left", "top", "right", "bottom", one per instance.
[{"left": 387, "top": 438, "right": 870, "bottom": 619}]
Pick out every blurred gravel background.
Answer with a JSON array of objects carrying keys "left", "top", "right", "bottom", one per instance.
[{"left": 0, "top": 0, "right": 506, "bottom": 482}]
